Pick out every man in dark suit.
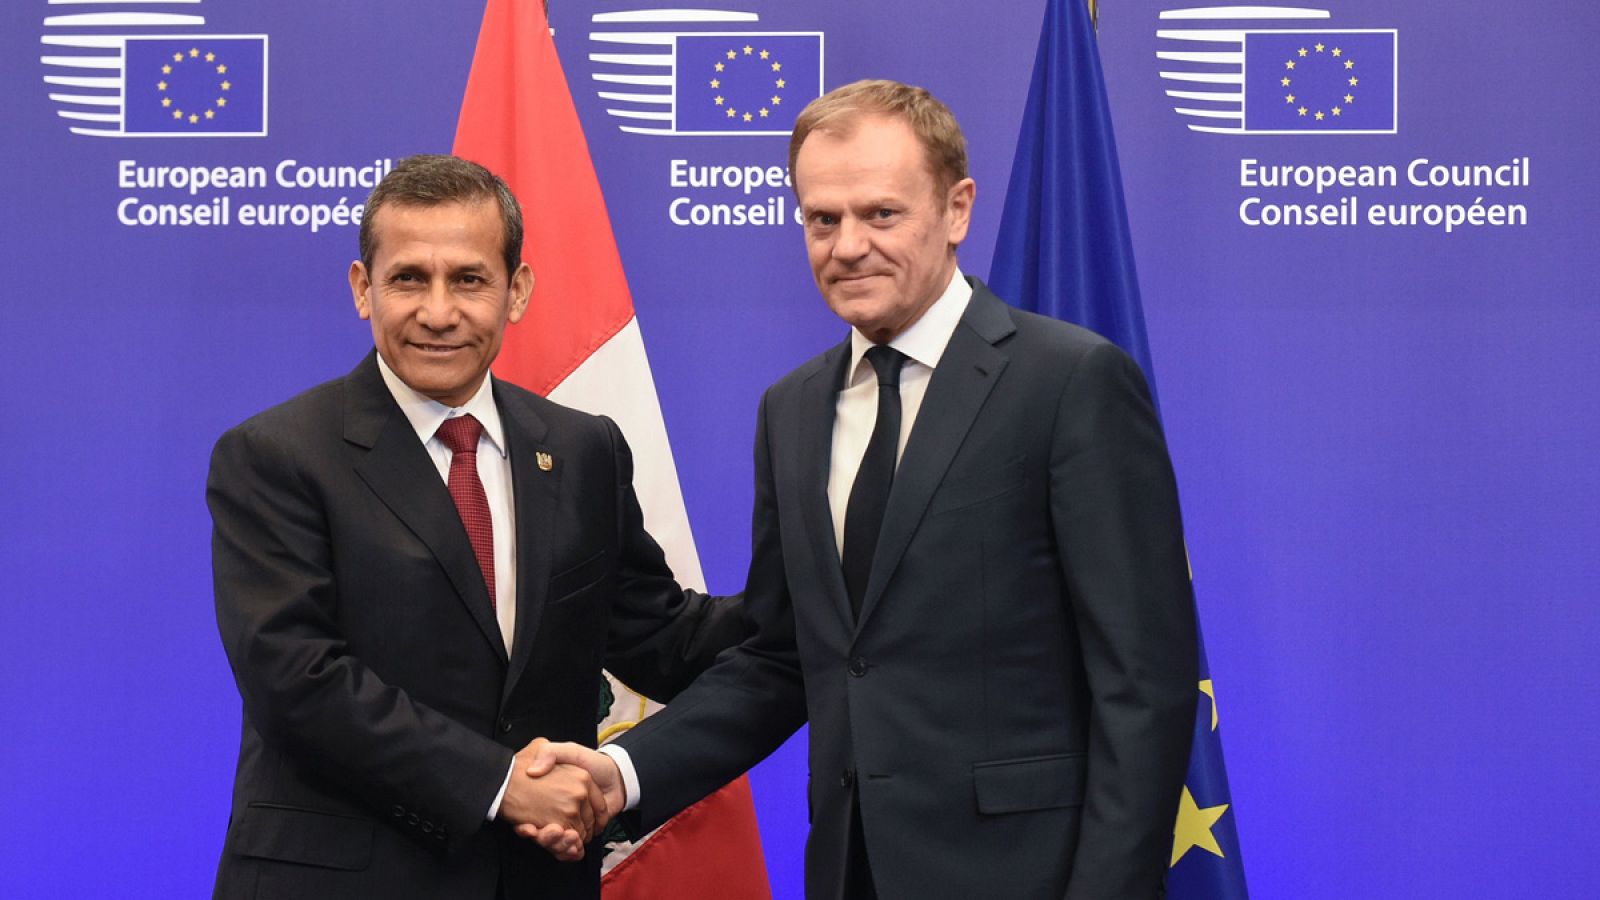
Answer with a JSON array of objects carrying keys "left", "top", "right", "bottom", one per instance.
[
  {"left": 207, "top": 154, "right": 745, "bottom": 899},
  {"left": 531, "top": 81, "right": 1199, "bottom": 898}
]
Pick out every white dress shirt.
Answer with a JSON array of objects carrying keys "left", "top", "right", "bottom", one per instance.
[
  {"left": 375, "top": 355, "right": 520, "bottom": 820},
  {"left": 601, "top": 268, "right": 974, "bottom": 811}
]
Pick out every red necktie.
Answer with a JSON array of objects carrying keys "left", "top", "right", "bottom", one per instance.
[{"left": 436, "top": 415, "right": 495, "bottom": 609}]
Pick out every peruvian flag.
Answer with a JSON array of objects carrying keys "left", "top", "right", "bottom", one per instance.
[{"left": 453, "top": 1, "right": 771, "bottom": 897}]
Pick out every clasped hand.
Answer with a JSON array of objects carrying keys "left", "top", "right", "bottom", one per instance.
[{"left": 495, "top": 737, "right": 626, "bottom": 862}]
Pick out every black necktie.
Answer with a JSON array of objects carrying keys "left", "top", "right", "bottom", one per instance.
[{"left": 842, "top": 345, "right": 907, "bottom": 620}]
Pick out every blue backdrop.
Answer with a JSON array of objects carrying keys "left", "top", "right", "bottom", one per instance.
[{"left": 2, "top": 1, "right": 1596, "bottom": 897}]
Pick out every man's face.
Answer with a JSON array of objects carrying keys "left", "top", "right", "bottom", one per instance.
[
  {"left": 348, "top": 199, "right": 532, "bottom": 407},
  {"left": 794, "top": 114, "right": 974, "bottom": 344}
]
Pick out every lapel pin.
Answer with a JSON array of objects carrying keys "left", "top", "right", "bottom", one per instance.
[{"left": 536, "top": 451, "right": 554, "bottom": 472}]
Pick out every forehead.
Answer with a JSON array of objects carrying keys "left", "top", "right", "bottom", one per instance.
[
  {"left": 794, "top": 115, "right": 936, "bottom": 203},
  {"left": 368, "top": 199, "right": 502, "bottom": 266}
]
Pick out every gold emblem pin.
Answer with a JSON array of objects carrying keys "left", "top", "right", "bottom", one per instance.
[{"left": 536, "top": 451, "right": 554, "bottom": 472}]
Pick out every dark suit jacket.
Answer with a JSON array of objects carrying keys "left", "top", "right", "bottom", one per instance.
[
  {"left": 207, "top": 352, "right": 744, "bottom": 899},
  {"left": 616, "top": 280, "right": 1198, "bottom": 899}
]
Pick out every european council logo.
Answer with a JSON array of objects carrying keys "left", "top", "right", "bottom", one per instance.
[
  {"left": 1157, "top": 5, "right": 1397, "bottom": 135},
  {"left": 589, "top": 8, "right": 823, "bottom": 136},
  {"left": 40, "top": 1, "right": 267, "bottom": 137}
]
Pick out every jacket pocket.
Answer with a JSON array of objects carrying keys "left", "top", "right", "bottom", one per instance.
[
  {"left": 234, "top": 802, "right": 373, "bottom": 871},
  {"left": 928, "top": 456, "right": 1027, "bottom": 516},
  {"left": 548, "top": 549, "right": 609, "bottom": 604},
  {"left": 972, "top": 752, "right": 1086, "bottom": 815}
]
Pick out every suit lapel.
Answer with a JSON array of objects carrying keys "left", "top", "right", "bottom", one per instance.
[
  {"left": 346, "top": 355, "right": 507, "bottom": 662},
  {"left": 796, "top": 341, "right": 855, "bottom": 632},
  {"left": 856, "top": 283, "right": 1016, "bottom": 631},
  {"left": 496, "top": 382, "right": 556, "bottom": 701}
]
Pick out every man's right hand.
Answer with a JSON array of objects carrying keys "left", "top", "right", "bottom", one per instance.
[
  {"left": 515, "top": 742, "right": 626, "bottom": 849},
  {"left": 497, "top": 739, "right": 609, "bottom": 861}
]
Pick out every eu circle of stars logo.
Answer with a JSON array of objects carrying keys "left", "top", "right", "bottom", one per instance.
[
  {"left": 154, "top": 45, "right": 235, "bottom": 127},
  {"left": 1279, "top": 41, "right": 1359, "bottom": 126},
  {"left": 706, "top": 43, "right": 789, "bottom": 127}
]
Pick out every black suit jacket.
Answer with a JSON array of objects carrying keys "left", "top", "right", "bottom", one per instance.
[
  {"left": 616, "top": 280, "right": 1198, "bottom": 899},
  {"left": 207, "top": 353, "right": 744, "bottom": 899}
]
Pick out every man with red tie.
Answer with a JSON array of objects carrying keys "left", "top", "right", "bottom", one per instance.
[{"left": 206, "top": 154, "right": 744, "bottom": 899}]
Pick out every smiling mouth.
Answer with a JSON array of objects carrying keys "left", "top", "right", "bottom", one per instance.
[{"left": 412, "top": 342, "right": 465, "bottom": 354}]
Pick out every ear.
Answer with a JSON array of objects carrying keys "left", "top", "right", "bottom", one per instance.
[
  {"left": 349, "top": 260, "right": 373, "bottom": 320},
  {"left": 506, "top": 262, "right": 534, "bottom": 325},
  {"left": 945, "top": 177, "right": 976, "bottom": 247}
]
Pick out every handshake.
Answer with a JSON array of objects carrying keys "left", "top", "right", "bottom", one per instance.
[{"left": 497, "top": 739, "right": 626, "bottom": 861}]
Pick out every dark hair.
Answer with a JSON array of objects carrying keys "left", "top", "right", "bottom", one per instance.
[
  {"left": 788, "top": 79, "right": 969, "bottom": 194},
  {"left": 359, "top": 154, "right": 524, "bottom": 277}
]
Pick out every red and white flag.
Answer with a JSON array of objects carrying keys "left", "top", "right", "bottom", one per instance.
[{"left": 452, "top": 1, "right": 770, "bottom": 897}]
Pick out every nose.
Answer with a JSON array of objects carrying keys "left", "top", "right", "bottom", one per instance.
[
  {"left": 831, "top": 217, "right": 869, "bottom": 263},
  {"left": 415, "top": 281, "right": 459, "bottom": 331}
]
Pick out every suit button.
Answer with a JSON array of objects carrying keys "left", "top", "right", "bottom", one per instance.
[
  {"left": 392, "top": 805, "right": 405, "bottom": 819},
  {"left": 421, "top": 822, "right": 433, "bottom": 834},
  {"left": 848, "top": 657, "right": 867, "bottom": 677},
  {"left": 840, "top": 769, "right": 856, "bottom": 788},
  {"left": 408, "top": 813, "right": 420, "bottom": 826},
  {"left": 499, "top": 718, "right": 514, "bottom": 734}
]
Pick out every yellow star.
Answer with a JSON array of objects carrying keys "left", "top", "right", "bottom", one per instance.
[
  {"left": 710, "top": 78, "right": 720, "bottom": 88},
  {"left": 775, "top": 77, "right": 786, "bottom": 88},
  {"left": 759, "top": 107, "right": 769, "bottom": 117},
  {"left": 1297, "top": 47, "right": 1308, "bottom": 57},
  {"left": 172, "top": 109, "right": 183, "bottom": 119},
  {"left": 1170, "top": 787, "right": 1229, "bottom": 867},
  {"left": 1331, "top": 107, "right": 1342, "bottom": 116},
  {"left": 759, "top": 49, "right": 770, "bottom": 59},
  {"left": 1345, "top": 60, "right": 1354, "bottom": 70},
  {"left": 1349, "top": 76, "right": 1359, "bottom": 86},
  {"left": 1344, "top": 93, "right": 1354, "bottom": 104},
  {"left": 1314, "top": 42, "right": 1325, "bottom": 53},
  {"left": 217, "top": 97, "right": 227, "bottom": 107},
  {"left": 205, "top": 109, "right": 215, "bottom": 119},
  {"left": 1285, "top": 60, "right": 1296, "bottom": 70},
  {"left": 1199, "top": 680, "right": 1219, "bottom": 731},
  {"left": 771, "top": 94, "right": 781, "bottom": 105},
  {"left": 714, "top": 95, "right": 724, "bottom": 105},
  {"left": 1284, "top": 93, "right": 1295, "bottom": 104},
  {"left": 1298, "top": 106, "right": 1308, "bottom": 116},
  {"left": 217, "top": 64, "right": 227, "bottom": 74},
  {"left": 161, "top": 97, "right": 171, "bottom": 107},
  {"left": 221, "top": 81, "right": 231, "bottom": 91},
  {"left": 714, "top": 62, "right": 724, "bottom": 72},
  {"left": 726, "top": 108, "right": 736, "bottom": 118},
  {"left": 1332, "top": 47, "right": 1343, "bottom": 57},
  {"left": 1314, "top": 110, "right": 1325, "bottom": 120},
  {"left": 771, "top": 61, "right": 782, "bottom": 71},
  {"left": 743, "top": 45, "right": 753, "bottom": 55},
  {"left": 726, "top": 49, "right": 737, "bottom": 60},
  {"left": 742, "top": 111, "right": 753, "bottom": 121},
  {"left": 157, "top": 81, "right": 167, "bottom": 91},
  {"left": 1280, "top": 76, "right": 1291, "bottom": 87},
  {"left": 173, "top": 52, "right": 183, "bottom": 62},
  {"left": 189, "top": 48, "right": 199, "bottom": 57},
  {"left": 206, "top": 52, "right": 215, "bottom": 62},
  {"left": 162, "top": 64, "right": 172, "bottom": 74},
  {"left": 188, "top": 113, "right": 199, "bottom": 123}
]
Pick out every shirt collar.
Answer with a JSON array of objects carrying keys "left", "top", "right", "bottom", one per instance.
[
  {"left": 375, "top": 353, "right": 508, "bottom": 458},
  {"left": 846, "top": 267, "right": 973, "bottom": 388}
]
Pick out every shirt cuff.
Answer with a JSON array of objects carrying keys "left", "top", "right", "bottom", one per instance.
[
  {"left": 486, "top": 759, "right": 515, "bottom": 821},
  {"left": 597, "top": 744, "right": 641, "bottom": 812}
]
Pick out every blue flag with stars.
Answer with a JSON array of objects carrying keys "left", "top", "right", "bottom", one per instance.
[
  {"left": 989, "top": 0, "right": 1248, "bottom": 896},
  {"left": 1243, "top": 31, "right": 1396, "bottom": 133},
  {"left": 123, "top": 37, "right": 267, "bottom": 136},
  {"left": 673, "top": 34, "right": 821, "bottom": 135}
]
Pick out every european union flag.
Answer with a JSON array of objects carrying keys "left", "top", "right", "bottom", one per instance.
[
  {"left": 123, "top": 36, "right": 267, "bottom": 136},
  {"left": 1243, "top": 30, "right": 1396, "bottom": 133},
  {"left": 992, "top": 0, "right": 1248, "bottom": 896},
  {"left": 673, "top": 33, "right": 822, "bottom": 135}
]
